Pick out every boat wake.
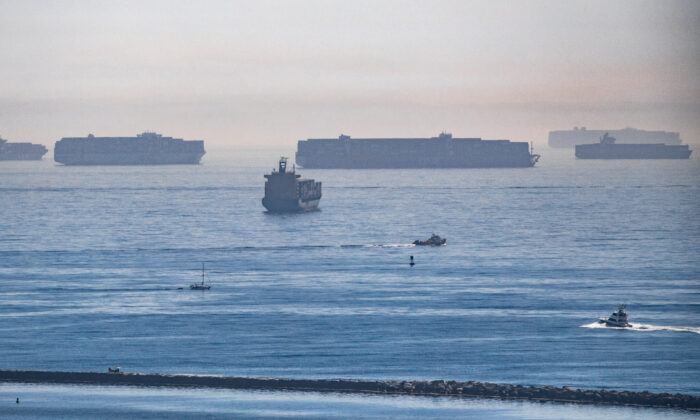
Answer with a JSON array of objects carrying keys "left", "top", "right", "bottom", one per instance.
[
  {"left": 581, "top": 322, "right": 700, "bottom": 335},
  {"left": 338, "top": 243, "right": 415, "bottom": 249}
]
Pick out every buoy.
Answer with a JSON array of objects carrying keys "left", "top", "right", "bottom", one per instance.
[
  {"left": 16, "top": 397, "right": 19, "bottom": 404},
  {"left": 409, "top": 256, "right": 415, "bottom": 266}
]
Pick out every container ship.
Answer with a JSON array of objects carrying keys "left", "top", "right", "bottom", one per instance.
[
  {"left": 262, "top": 157, "right": 321, "bottom": 212},
  {"left": 549, "top": 127, "right": 681, "bottom": 148},
  {"left": 54, "top": 132, "right": 205, "bottom": 165},
  {"left": 0, "top": 136, "right": 48, "bottom": 161},
  {"left": 295, "top": 132, "right": 540, "bottom": 169},
  {"left": 575, "top": 133, "right": 692, "bottom": 159}
]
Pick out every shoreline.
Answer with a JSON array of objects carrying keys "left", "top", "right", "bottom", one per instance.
[{"left": 1, "top": 370, "right": 698, "bottom": 411}]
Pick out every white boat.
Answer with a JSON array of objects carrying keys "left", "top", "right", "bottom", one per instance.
[
  {"left": 190, "top": 263, "right": 211, "bottom": 290},
  {"left": 599, "top": 304, "right": 630, "bottom": 327}
]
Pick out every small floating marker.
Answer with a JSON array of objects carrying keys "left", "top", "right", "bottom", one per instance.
[
  {"left": 409, "top": 256, "right": 415, "bottom": 266},
  {"left": 16, "top": 397, "right": 19, "bottom": 404}
]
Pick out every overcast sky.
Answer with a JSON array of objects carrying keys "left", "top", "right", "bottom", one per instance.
[{"left": 1, "top": 0, "right": 698, "bottom": 147}]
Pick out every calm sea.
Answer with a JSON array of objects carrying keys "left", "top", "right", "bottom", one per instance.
[{"left": 1, "top": 148, "right": 698, "bottom": 418}]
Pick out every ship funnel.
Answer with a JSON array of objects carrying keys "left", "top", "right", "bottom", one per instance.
[{"left": 278, "top": 157, "right": 288, "bottom": 173}]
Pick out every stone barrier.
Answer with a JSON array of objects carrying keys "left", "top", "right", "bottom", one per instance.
[{"left": 0, "top": 370, "right": 697, "bottom": 411}]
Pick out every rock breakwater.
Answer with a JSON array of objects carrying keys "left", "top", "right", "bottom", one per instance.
[{"left": 1, "top": 370, "right": 697, "bottom": 411}]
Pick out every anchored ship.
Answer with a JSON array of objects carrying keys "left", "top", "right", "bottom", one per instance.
[
  {"left": 54, "top": 132, "right": 205, "bottom": 165},
  {"left": 0, "top": 136, "right": 48, "bottom": 161},
  {"left": 575, "top": 133, "right": 692, "bottom": 159},
  {"left": 296, "top": 132, "right": 540, "bottom": 169},
  {"left": 549, "top": 127, "right": 682, "bottom": 148},
  {"left": 189, "top": 263, "right": 211, "bottom": 290},
  {"left": 262, "top": 157, "right": 321, "bottom": 212}
]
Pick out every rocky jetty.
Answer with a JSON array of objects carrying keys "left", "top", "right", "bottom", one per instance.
[{"left": 0, "top": 370, "right": 698, "bottom": 411}]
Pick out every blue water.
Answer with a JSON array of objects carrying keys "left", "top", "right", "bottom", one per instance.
[{"left": 1, "top": 149, "right": 699, "bottom": 418}]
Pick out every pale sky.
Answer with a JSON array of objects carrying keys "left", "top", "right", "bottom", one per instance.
[{"left": 1, "top": 0, "right": 699, "bottom": 147}]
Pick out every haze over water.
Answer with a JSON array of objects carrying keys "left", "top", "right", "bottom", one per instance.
[
  {"left": 1, "top": 0, "right": 699, "bottom": 147},
  {"left": 1, "top": 150, "right": 699, "bottom": 418}
]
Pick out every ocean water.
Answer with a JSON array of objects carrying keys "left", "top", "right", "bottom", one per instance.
[{"left": 1, "top": 148, "right": 699, "bottom": 418}]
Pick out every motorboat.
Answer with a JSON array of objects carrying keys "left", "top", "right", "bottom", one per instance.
[
  {"left": 599, "top": 304, "right": 630, "bottom": 327},
  {"left": 413, "top": 234, "right": 446, "bottom": 246}
]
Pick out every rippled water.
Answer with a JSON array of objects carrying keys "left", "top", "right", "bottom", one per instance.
[{"left": 1, "top": 149, "right": 699, "bottom": 417}]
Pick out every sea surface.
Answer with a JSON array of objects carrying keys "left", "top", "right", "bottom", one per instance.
[{"left": 1, "top": 148, "right": 699, "bottom": 418}]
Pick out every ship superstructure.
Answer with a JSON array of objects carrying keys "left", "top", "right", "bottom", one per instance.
[
  {"left": 54, "top": 132, "right": 205, "bottom": 165},
  {"left": 549, "top": 127, "right": 682, "bottom": 148},
  {"left": 262, "top": 157, "right": 321, "bottom": 212},
  {"left": 0, "top": 136, "right": 48, "bottom": 161},
  {"left": 575, "top": 133, "right": 691, "bottom": 159},
  {"left": 296, "top": 132, "right": 540, "bottom": 169}
]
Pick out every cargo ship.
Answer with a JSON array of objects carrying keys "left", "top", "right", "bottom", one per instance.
[
  {"left": 549, "top": 127, "right": 681, "bottom": 148},
  {"left": 54, "top": 132, "right": 205, "bottom": 165},
  {"left": 575, "top": 133, "right": 692, "bottom": 159},
  {"left": 0, "top": 136, "right": 48, "bottom": 161},
  {"left": 296, "top": 132, "right": 540, "bottom": 169},
  {"left": 262, "top": 157, "right": 321, "bottom": 212}
]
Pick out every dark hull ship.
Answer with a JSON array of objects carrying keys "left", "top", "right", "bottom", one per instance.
[
  {"left": 262, "top": 157, "right": 322, "bottom": 212},
  {"left": 296, "top": 132, "right": 540, "bottom": 169},
  {"left": 54, "top": 132, "right": 205, "bottom": 165},
  {"left": 0, "top": 137, "right": 48, "bottom": 161},
  {"left": 575, "top": 133, "right": 691, "bottom": 159}
]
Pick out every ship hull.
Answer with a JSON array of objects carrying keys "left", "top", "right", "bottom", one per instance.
[
  {"left": 296, "top": 136, "right": 538, "bottom": 169},
  {"left": 295, "top": 160, "right": 536, "bottom": 169},
  {"left": 54, "top": 151, "right": 205, "bottom": 165},
  {"left": 575, "top": 144, "right": 691, "bottom": 159},
  {"left": 262, "top": 198, "right": 320, "bottom": 213},
  {"left": 53, "top": 134, "right": 205, "bottom": 166},
  {"left": 599, "top": 319, "right": 630, "bottom": 328},
  {"left": 0, "top": 143, "right": 48, "bottom": 161}
]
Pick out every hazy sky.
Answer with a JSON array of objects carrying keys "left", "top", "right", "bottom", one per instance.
[{"left": 1, "top": 0, "right": 699, "bottom": 147}]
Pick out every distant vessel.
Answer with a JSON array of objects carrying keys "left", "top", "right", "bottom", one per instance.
[
  {"left": 549, "top": 127, "right": 682, "bottom": 148},
  {"left": 262, "top": 157, "right": 322, "bottom": 212},
  {"left": 190, "top": 263, "right": 211, "bottom": 290},
  {"left": 54, "top": 132, "right": 205, "bottom": 165},
  {"left": 413, "top": 234, "right": 446, "bottom": 246},
  {"left": 575, "top": 133, "right": 692, "bottom": 159},
  {"left": 0, "top": 136, "right": 48, "bottom": 161},
  {"left": 599, "top": 304, "right": 631, "bottom": 328},
  {"left": 296, "top": 132, "right": 540, "bottom": 168}
]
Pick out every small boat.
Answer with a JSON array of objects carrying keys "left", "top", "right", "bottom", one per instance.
[
  {"left": 413, "top": 234, "right": 446, "bottom": 246},
  {"left": 599, "top": 304, "right": 631, "bottom": 328},
  {"left": 190, "top": 263, "right": 211, "bottom": 290}
]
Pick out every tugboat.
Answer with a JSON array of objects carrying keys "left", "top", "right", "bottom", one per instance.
[
  {"left": 190, "top": 263, "right": 211, "bottom": 290},
  {"left": 599, "top": 304, "right": 631, "bottom": 328},
  {"left": 413, "top": 234, "right": 446, "bottom": 246},
  {"left": 262, "top": 157, "right": 322, "bottom": 212}
]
